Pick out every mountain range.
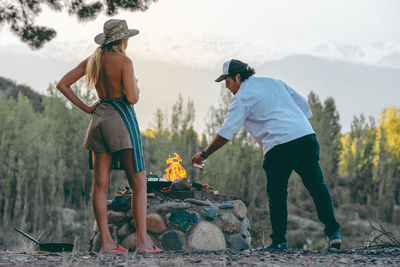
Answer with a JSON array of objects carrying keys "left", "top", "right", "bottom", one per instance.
[
  {"left": 1, "top": 51, "right": 399, "bottom": 133},
  {"left": 0, "top": 76, "right": 43, "bottom": 112}
]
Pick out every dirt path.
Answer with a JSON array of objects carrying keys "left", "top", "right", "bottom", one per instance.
[{"left": 1, "top": 248, "right": 399, "bottom": 266}]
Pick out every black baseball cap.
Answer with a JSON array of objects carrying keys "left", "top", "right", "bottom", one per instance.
[{"left": 215, "top": 59, "right": 249, "bottom": 82}]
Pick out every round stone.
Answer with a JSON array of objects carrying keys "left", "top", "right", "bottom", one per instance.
[
  {"left": 203, "top": 207, "right": 220, "bottom": 221},
  {"left": 171, "top": 178, "right": 191, "bottom": 191},
  {"left": 184, "top": 198, "right": 212, "bottom": 206},
  {"left": 121, "top": 233, "right": 137, "bottom": 251},
  {"left": 233, "top": 200, "right": 247, "bottom": 219},
  {"left": 221, "top": 212, "right": 241, "bottom": 233},
  {"left": 157, "top": 202, "right": 189, "bottom": 213},
  {"left": 240, "top": 217, "right": 251, "bottom": 234},
  {"left": 218, "top": 203, "right": 234, "bottom": 209},
  {"left": 131, "top": 214, "right": 168, "bottom": 234},
  {"left": 125, "top": 209, "right": 133, "bottom": 219},
  {"left": 117, "top": 223, "right": 132, "bottom": 238},
  {"left": 159, "top": 230, "right": 186, "bottom": 251},
  {"left": 110, "top": 196, "right": 131, "bottom": 211},
  {"left": 167, "top": 210, "right": 199, "bottom": 232},
  {"left": 245, "top": 236, "right": 252, "bottom": 248},
  {"left": 188, "top": 221, "right": 226, "bottom": 250},
  {"left": 147, "top": 213, "right": 167, "bottom": 234},
  {"left": 107, "top": 210, "right": 126, "bottom": 223},
  {"left": 227, "top": 234, "right": 251, "bottom": 251}
]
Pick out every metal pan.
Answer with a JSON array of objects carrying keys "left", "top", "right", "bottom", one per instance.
[
  {"left": 146, "top": 174, "right": 172, "bottom": 192},
  {"left": 15, "top": 228, "right": 74, "bottom": 252}
]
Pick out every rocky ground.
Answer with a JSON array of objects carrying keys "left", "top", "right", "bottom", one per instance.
[{"left": 1, "top": 247, "right": 399, "bottom": 266}]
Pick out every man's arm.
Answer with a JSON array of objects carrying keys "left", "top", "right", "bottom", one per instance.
[
  {"left": 284, "top": 83, "right": 312, "bottom": 119},
  {"left": 191, "top": 135, "right": 229, "bottom": 165},
  {"left": 191, "top": 94, "right": 249, "bottom": 166}
]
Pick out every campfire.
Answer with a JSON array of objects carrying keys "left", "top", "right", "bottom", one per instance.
[
  {"left": 163, "top": 153, "right": 187, "bottom": 182},
  {"left": 89, "top": 152, "right": 252, "bottom": 252}
]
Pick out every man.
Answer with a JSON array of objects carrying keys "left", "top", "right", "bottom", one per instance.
[{"left": 192, "top": 59, "right": 341, "bottom": 250}]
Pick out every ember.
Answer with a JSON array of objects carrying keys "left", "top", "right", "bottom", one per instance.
[{"left": 163, "top": 153, "right": 187, "bottom": 182}]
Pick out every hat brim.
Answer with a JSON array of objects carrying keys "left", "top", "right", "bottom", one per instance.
[
  {"left": 94, "top": 29, "right": 139, "bottom": 45},
  {"left": 215, "top": 74, "right": 229, "bottom": 82}
]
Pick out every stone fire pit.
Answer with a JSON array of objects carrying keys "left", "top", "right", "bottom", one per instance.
[{"left": 89, "top": 179, "right": 252, "bottom": 252}]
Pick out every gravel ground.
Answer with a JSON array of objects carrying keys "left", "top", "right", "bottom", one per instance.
[{"left": 1, "top": 248, "right": 399, "bottom": 266}]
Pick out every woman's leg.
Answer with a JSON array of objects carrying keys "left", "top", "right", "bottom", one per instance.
[
  {"left": 119, "top": 149, "right": 154, "bottom": 250},
  {"left": 92, "top": 151, "right": 118, "bottom": 251}
]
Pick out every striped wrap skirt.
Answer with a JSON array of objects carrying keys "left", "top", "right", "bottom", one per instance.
[{"left": 83, "top": 98, "right": 146, "bottom": 172}]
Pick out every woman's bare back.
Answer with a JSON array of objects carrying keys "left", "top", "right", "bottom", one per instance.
[
  {"left": 57, "top": 50, "right": 138, "bottom": 109},
  {"left": 95, "top": 52, "right": 127, "bottom": 99}
]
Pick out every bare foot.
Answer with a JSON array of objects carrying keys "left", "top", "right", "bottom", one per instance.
[
  {"left": 101, "top": 242, "right": 119, "bottom": 252},
  {"left": 102, "top": 245, "right": 127, "bottom": 253},
  {"left": 137, "top": 245, "right": 163, "bottom": 253},
  {"left": 136, "top": 235, "right": 156, "bottom": 251}
]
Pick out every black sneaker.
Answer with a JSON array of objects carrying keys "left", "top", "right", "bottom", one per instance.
[
  {"left": 263, "top": 242, "right": 288, "bottom": 251},
  {"left": 327, "top": 232, "right": 341, "bottom": 249}
]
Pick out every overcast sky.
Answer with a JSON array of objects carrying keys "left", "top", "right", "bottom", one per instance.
[
  {"left": 1, "top": 0, "right": 399, "bottom": 132},
  {"left": 2, "top": 0, "right": 400, "bottom": 65}
]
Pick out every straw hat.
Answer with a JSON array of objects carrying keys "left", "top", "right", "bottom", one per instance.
[{"left": 94, "top": 19, "right": 139, "bottom": 46}]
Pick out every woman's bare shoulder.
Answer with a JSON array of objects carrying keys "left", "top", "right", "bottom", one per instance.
[
  {"left": 104, "top": 52, "right": 131, "bottom": 62},
  {"left": 119, "top": 55, "right": 133, "bottom": 69},
  {"left": 100, "top": 53, "right": 131, "bottom": 73}
]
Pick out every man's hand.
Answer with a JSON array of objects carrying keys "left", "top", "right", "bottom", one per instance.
[
  {"left": 86, "top": 100, "right": 100, "bottom": 114},
  {"left": 191, "top": 152, "right": 206, "bottom": 166},
  {"left": 191, "top": 135, "right": 229, "bottom": 166}
]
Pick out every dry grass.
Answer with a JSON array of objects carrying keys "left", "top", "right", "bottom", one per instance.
[
  {"left": 13, "top": 224, "right": 50, "bottom": 253},
  {"left": 364, "top": 220, "right": 400, "bottom": 249}
]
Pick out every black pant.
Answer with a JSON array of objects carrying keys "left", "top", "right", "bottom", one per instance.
[{"left": 262, "top": 134, "right": 340, "bottom": 244}]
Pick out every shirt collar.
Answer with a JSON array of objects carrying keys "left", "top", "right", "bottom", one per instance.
[{"left": 238, "top": 76, "right": 254, "bottom": 92}]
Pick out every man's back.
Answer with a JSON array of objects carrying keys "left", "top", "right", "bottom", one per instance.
[{"left": 217, "top": 76, "right": 315, "bottom": 154}]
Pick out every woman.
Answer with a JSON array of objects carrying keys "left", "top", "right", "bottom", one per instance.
[{"left": 57, "top": 19, "right": 160, "bottom": 253}]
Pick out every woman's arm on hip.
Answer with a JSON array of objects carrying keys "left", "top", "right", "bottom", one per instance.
[{"left": 57, "top": 58, "right": 98, "bottom": 113}]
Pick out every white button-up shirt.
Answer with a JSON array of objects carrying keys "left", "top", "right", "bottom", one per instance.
[{"left": 217, "top": 76, "right": 315, "bottom": 155}]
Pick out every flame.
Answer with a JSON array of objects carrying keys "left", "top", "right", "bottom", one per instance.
[{"left": 163, "top": 153, "right": 187, "bottom": 182}]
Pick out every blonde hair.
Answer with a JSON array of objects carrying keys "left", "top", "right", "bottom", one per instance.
[{"left": 86, "top": 39, "right": 127, "bottom": 88}]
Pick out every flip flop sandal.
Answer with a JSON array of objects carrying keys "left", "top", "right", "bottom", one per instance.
[
  {"left": 137, "top": 245, "right": 163, "bottom": 253},
  {"left": 102, "top": 245, "right": 127, "bottom": 253}
]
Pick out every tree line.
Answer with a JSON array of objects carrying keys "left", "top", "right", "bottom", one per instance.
[{"left": 0, "top": 80, "right": 399, "bottom": 249}]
